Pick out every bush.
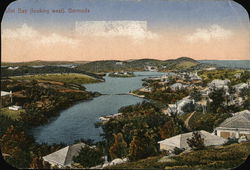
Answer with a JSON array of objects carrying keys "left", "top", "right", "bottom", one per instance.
[
  {"left": 172, "top": 147, "right": 185, "bottom": 155},
  {"left": 73, "top": 146, "right": 104, "bottom": 168},
  {"left": 187, "top": 131, "right": 205, "bottom": 150},
  {"left": 224, "top": 137, "right": 238, "bottom": 145}
]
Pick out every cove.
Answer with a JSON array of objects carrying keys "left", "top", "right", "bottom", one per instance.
[{"left": 31, "top": 72, "right": 166, "bottom": 144}]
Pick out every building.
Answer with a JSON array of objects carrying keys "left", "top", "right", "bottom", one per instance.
[
  {"left": 233, "top": 82, "right": 250, "bottom": 94},
  {"left": 170, "top": 83, "right": 188, "bottom": 91},
  {"left": 204, "top": 67, "right": 216, "bottom": 71},
  {"left": 7, "top": 66, "right": 19, "bottom": 70},
  {"left": 1, "top": 91, "right": 12, "bottom": 108},
  {"left": 166, "top": 96, "right": 195, "bottom": 115},
  {"left": 42, "top": 142, "right": 88, "bottom": 168},
  {"left": 208, "top": 79, "right": 230, "bottom": 89},
  {"left": 158, "top": 130, "right": 227, "bottom": 152},
  {"left": 116, "top": 62, "right": 123, "bottom": 65},
  {"left": 215, "top": 110, "right": 250, "bottom": 140},
  {"left": 8, "top": 105, "right": 22, "bottom": 111}
]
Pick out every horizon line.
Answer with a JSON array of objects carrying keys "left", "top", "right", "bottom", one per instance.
[{"left": 2, "top": 57, "right": 250, "bottom": 63}]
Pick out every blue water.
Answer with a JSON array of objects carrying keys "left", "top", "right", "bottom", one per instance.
[
  {"left": 31, "top": 71, "right": 166, "bottom": 144},
  {"left": 199, "top": 60, "right": 250, "bottom": 69}
]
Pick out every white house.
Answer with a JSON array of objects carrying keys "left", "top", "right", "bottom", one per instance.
[
  {"left": 233, "top": 82, "right": 250, "bottom": 94},
  {"left": 8, "top": 105, "right": 22, "bottom": 111},
  {"left": 208, "top": 79, "right": 230, "bottom": 89},
  {"left": 116, "top": 62, "right": 123, "bottom": 65},
  {"left": 189, "top": 72, "right": 202, "bottom": 81},
  {"left": 166, "top": 96, "right": 194, "bottom": 115},
  {"left": 1, "top": 91, "right": 13, "bottom": 108},
  {"left": 215, "top": 110, "right": 250, "bottom": 140},
  {"left": 7, "top": 66, "right": 19, "bottom": 70},
  {"left": 170, "top": 83, "right": 188, "bottom": 91},
  {"left": 158, "top": 130, "right": 227, "bottom": 152},
  {"left": 42, "top": 142, "right": 88, "bottom": 168},
  {"left": 204, "top": 67, "right": 216, "bottom": 71}
]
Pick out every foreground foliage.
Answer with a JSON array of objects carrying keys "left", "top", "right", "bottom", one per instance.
[
  {"left": 99, "top": 101, "right": 187, "bottom": 161},
  {"left": 73, "top": 146, "right": 104, "bottom": 168},
  {"left": 106, "top": 142, "right": 250, "bottom": 169}
]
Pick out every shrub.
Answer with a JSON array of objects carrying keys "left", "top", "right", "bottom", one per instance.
[
  {"left": 73, "top": 146, "right": 104, "bottom": 168},
  {"left": 172, "top": 147, "right": 185, "bottom": 155},
  {"left": 187, "top": 131, "right": 205, "bottom": 150}
]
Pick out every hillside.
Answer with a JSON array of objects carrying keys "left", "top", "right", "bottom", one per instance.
[
  {"left": 1, "top": 66, "right": 104, "bottom": 80},
  {"left": 106, "top": 142, "right": 250, "bottom": 169},
  {"left": 2, "top": 57, "right": 211, "bottom": 73},
  {"left": 77, "top": 57, "right": 202, "bottom": 73}
]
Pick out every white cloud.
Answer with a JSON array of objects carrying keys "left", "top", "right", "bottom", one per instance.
[
  {"left": 2, "top": 24, "right": 39, "bottom": 39},
  {"left": 75, "top": 20, "right": 158, "bottom": 40},
  {"left": 186, "top": 25, "right": 233, "bottom": 43},
  {"left": 2, "top": 24, "right": 79, "bottom": 46},
  {"left": 39, "top": 33, "right": 79, "bottom": 46}
]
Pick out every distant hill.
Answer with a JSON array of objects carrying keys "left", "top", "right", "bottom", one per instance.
[
  {"left": 2, "top": 57, "right": 211, "bottom": 73},
  {"left": 77, "top": 57, "right": 202, "bottom": 73},
  {"left": 1, "top": 66, "right": 104, "bottom": 80}
]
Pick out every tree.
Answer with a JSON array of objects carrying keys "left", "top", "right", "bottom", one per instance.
[
  {"left": 159, "top": 119, "right": 183, "bottom": 139},
  {"left": 0, "top": 125, "right": 34, "bottom": 168},
  {"left": 243, "top": 98, "right": 250, "bottom": 110},
  {"left": 240, "top": 87, "right": 250, "bottom": 100},
  {"left": 73, "top": 146, "right": 104, "bottom": 168},
  {"left": 128, "top": 133, "right": 158, "bottom": 161},
  {"left": 109, "top": 133, "right": 128, "bottom": 159},
  {"left": 190, "top": 88, "right": 202, "bottom": 102},
  {"left": 240, "top": 71, "right": 250, "bottom": 82},
  {"left": 30, "top": 157, "right": 51, "bottom": 169},
  {"left": 208, "top": 88, "right": 226, "bottom": 113},
  {"left": 186, "top": 131, "right": 205, "bottom": 150}
]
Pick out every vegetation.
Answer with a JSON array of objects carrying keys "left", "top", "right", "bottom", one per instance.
[
  {"left": 11, "top": 73, "right": 100, "bottom": 85},
  {"left": 0, "top": 123, "right": 66, "bottom": 168},
  {"left": 186, "top": 131, "right": 205, "bottom": 150},
  {"left": 77, "top": 57, "right": 202, "bottom": 73},
  {"left": 73, "top": 146, "right": 104, "bottom": 168},
  {"left": 1, "top": 79, "right": 99, "bottom": 126},
  {"left": 1, "top": 65, "right": 104, "bottom": 80},
  {"left": 106, "top": 142, "right": 250, "bottom": 169},
  {"left": 198, "top": 69, "right": 247, "bottom": 85},
  {"left": 98, "top": 101, "right": 186, "bottom": 161},
  {"left": 0, "top": 108, "right": 25, "bottom": 120},
  {"left": 189, "top": 88, "right": 202, "bottom": 102},
  {"left": 0, "top": 77, "right": 100, "bottom": 168},
  {"left": 188, "top": 112, "right": 231, "bottom": 132}
]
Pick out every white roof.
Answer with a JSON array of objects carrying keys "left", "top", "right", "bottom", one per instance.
[
  {"left": 1, "top": 91, "right": 11, "bottom": 97},
  {"left": 209, "top": 79, "right": 230, "bottom": 86},
  {"left": 158, "top": 130, "right": 227, "bottom": 149},
  {"left": 42, "top": 142, "right": 86, "bottom": 167},
  {"left": 233, "top": 83, "right": 249, "bottom": 89},
  {"left": 217, "top": 110, "right": 250, "bottom": 130}
]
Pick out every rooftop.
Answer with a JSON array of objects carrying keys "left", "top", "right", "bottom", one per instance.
[
  {"left": 1, "top": 91, "right": 11, "bottom": 97},
  {"left": 42, "top": 142, "right": 86, "bottom": 167},
  {"left": 158, "top": 130, "right": 227, "bottom": 149},
  {"left": 217, "top": 110, "right": 250, "bottom": 130}
]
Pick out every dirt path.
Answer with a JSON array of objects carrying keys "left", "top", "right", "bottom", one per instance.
[{"left": 184, "top": 111, "right": 196, "bottom": 130}]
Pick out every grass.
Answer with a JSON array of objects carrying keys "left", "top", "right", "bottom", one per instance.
[
  {"left": 178, "top": 112, "right": 192, "bottom": 122},
  {"left": 0, "top": 107, "right": 25, "bottom": 120},
  {"left": 176, "top": 61, "right": 198, "bottom": 69},
  {"left": 106, "top": 142, "right": 250, "bottom": 169},
  {"left": 198, "top": 69, "right": 244, "bottom": 85},
  {"left": 11, "top": 73, "right": 100, "bottom": 85}
]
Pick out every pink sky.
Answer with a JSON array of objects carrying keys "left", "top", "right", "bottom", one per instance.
[{"left": 2, "top": 22, "right": 250, "bottom": 62}]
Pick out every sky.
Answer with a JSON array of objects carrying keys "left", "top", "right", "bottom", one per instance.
[{"left": 1, "top": 0, "right": 250, "bottom": 62}]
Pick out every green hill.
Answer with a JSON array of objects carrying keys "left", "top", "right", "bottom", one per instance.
[{"left": 77, "top": 57, "right": 201, "bottom": 73}]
